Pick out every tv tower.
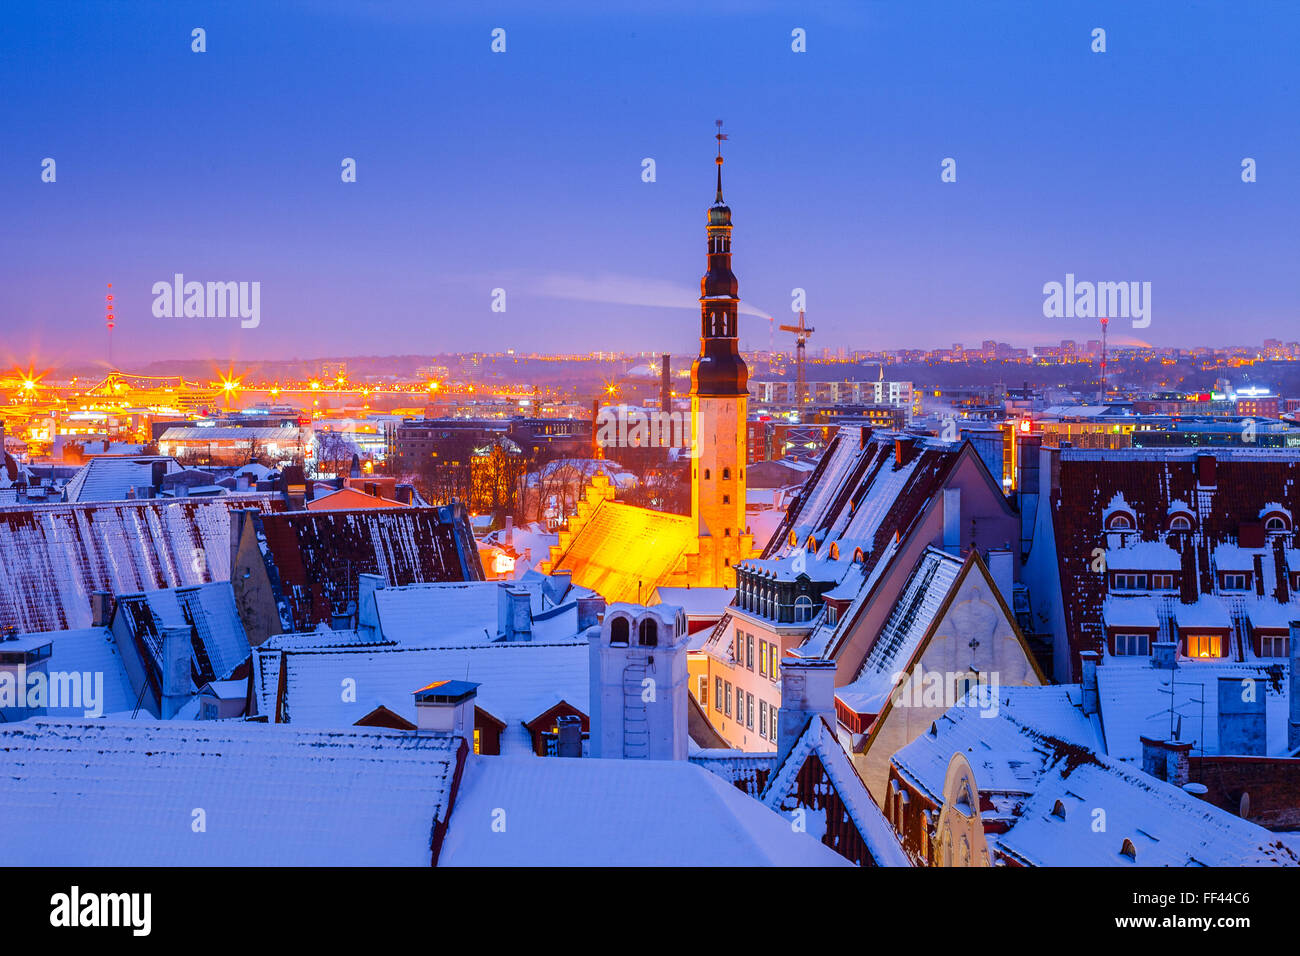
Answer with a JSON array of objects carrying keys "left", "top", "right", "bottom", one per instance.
[
  {"left": 105, "top": 283, "right": 116, "bottom": 369},
  {"left": 1098, "top": 316, "right": 1109, "bottom": 402}
]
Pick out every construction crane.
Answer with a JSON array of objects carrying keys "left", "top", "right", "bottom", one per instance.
[{"left": 779, "top": 310, "right": 815, "bottom": 405}]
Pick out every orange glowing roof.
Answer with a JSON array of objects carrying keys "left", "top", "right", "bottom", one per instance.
[{"left": 550, "top": 500, "right": 695, "bottom": 605}]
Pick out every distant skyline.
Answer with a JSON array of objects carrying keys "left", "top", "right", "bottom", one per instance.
[{"left": 2, "top": 1, "right": 1298, "bottom": 368}]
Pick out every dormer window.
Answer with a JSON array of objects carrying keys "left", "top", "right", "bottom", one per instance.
[
  {"left": 1112, "top": 572, "right": 1148, "bottom": 590},
  {"left": 793, "top": 595, "right": 814, "bottom": 623},
  {"left": 1221, "top": 571, "right": 1250, "bottom": 591},
  {"left": 1107, "top": 513, "right": 1135, "bottom": 531},
  {"left": 1168, "top": 514, "right": 1193, "bottom": 532},
  {"left": 1265, "top": 515, "right": 1290, "bottom": 533}
]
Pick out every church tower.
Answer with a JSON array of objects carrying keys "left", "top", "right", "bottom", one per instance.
[{"left": 691, "top": 123, "right": 752, "bottom": 587}]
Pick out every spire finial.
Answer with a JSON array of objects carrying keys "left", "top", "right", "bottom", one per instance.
[{"left": 714, "top": 119, "right": 728, "bottom": 203}]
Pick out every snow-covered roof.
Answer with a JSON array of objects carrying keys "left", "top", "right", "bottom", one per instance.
[
  {"left": 1096, "top": 659, "right": 1292, "bottom": 759},
  {"left": 372, "top": 579, "right": 595, "bottom": 646},
  {"left": 8, "top": 626, "right": 137, "bottom": 718},
  {"left": 1102, "top": 595, "right": 1160, "bottom": 630},
  {"left": 995, "top": 756, "right": 1298, "bottom": 867},
  {"left": 1106, "top": 540, "right": 1180, "bottom": 571},
  {"left": 63, "top": 456, "right": 183, "bottom": 502},
  {"left": 0, "top": 720, "right": 462, "bottom": 865},
  {"left": 437, "top": 755, "right": 850, "bottom": 867},
  {"left": 0, "top": 494, "right": 277, "bottom": 634},
  {"left": 836, "top": 547, "right": 963, "bottom": 715},
  {"left": 1172, "top": 596, "right": 1232, "bottom": 631},
  {"left": 651, "top": 586, "right": 735, "bottom": 620},
  {"left": 760, "top": 716, "right": 912, "bottom": 867},
  {"left": 255, "top": 641, "right": 588, "bottom": 754},
  {"left": 116, "top": 581, "right": 250, "bottom": 685}
]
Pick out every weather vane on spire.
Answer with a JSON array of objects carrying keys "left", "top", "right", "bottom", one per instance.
[{"left": 714, "top": 120, "right": 728, "bottom": 203}]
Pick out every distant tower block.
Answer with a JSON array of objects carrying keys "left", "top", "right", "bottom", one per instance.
[
  {"left": 660, "top": 353, "right": 671, "bottom": 411},
  {"left": 589, "top": 603, "right": 689, "bottom": 760}
]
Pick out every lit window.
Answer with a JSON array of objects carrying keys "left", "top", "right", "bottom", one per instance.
[
  {"left": 759, "top": 640, "right": 768, "bottom": 677},
  {"left": 1185, "top": 633, "right": 1222, "bottom": 658},
  {"left": 473, "top": 728, "right": 481, "bottom": 755}
]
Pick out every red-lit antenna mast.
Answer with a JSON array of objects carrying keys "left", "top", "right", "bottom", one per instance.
[
  {"left": 105, "top": 283, "right": 116, "bottom": 370},
  {"left": 1099, "top": 316, "right": 1109, "bottom": 401}
]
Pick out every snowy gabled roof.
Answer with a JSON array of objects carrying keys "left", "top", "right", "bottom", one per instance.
[
  {"left": 0, "top": 720, "right": 464, "bottom": 866},
  {"left": 436, "top": 755, "right": 851, "bottom": 867},
  {"left": 836, "top": 547, "right": 963, "bottom": 716},
  {"left": 890, "top": 685, "right": 1102, "bottom": 808},
  {"left": 115, "top": 580, "right": 251, "bottom": 686},
  {"left": 1171, "top": 595, "right": 1232, "bottom": 631},
  {"left": 63, "top": 456, "right": 183, "bottom": 503},
  {"left": 760, "top": 716, "right": 912, "bottom": 867},
  {"left": 255, "top": 504, "right": 484, "bottom": 632},
  {"left": 0, "top": 494, "right": 279, "bottom": 634}
]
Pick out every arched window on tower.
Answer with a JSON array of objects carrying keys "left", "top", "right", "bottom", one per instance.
[
  {"left": 722, "top": 468, "right": 730, "bottom": 480},
  {"left": 704, "top": 469, "right": 711, "bottom": 480},
  {"left": 794, "top": 595, "right": 814, "bottom": 623},
  {"left": 638, "top": 617, "right": 658, "bottom": 647},
  {"left": 610, "top": 617, "right": 630, "bottom": 646}
]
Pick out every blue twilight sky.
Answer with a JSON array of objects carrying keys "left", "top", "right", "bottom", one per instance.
[{"left": 0, "top": 0, "right": 1297, "bottom": 369}]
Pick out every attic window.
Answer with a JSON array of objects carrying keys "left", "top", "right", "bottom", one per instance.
[
  {"left": 829, "top": 542, "right": 840, "bottom": 560},
  {"left": 1265, "top": 515, "right": 1290, "bottom": 532},
  {"left": 1168, "top": 514, "right": 1193, "bottom": 532},
  {"left": 1106, "top": 513, "right": 1135, "bottom": 531},
  {"left": 1120, "top": 838, "right": 1137, "bottom": 861}
]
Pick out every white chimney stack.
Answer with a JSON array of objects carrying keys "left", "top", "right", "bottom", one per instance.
[
  {"left": 776, "top": 657, "right": 837, "bottom": 769},
  {"left": 413, "top": 680, "right": 479, "bottom": 737}
]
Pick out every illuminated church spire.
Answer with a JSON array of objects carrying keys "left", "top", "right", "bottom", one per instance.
[{"left": 690, "top": 121, "right": 753, "bottom": 587}]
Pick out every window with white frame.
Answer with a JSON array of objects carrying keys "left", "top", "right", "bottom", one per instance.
[
  {"left": 793, "top": 595, "right": 814, "bottom": 622},
  {"left": 1260, "top": 634, "right": 1290, "bottom": 658},
  {"left": 1222, "top": 572, "right": 1249, "bottom": 590},
  {"left": 1112, "top": 572, "right": 1148, "bottom": 590},
  {"left": 1113, "top": 632, "right": 1150, "bottom": 656}
]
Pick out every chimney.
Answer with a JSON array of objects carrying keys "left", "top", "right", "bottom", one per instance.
[
  {"left": 556, "top": 714, "right": 583, "bottom": 757},
  {"left": 1140, "top": 735, "right": 1192, "bottom": 788},
  {"left": 660, "top": 353, "right": 671, "bottom": 412},
  {"left": 894, "top": 436, "right": 914, "bottom": 466},
  {"left": 90, "top": 590, "right": 114, "bottom": 627},
  {"left": 235, "top": 473, "right": 251, "bottom": 492},
  {"left": 775, "top": 657, "right": 837, "bottom": 770},
  {"left": 942, "top": 487, "right": 961, "bottom": 555},
  {"left": 576, "top": 594, "right": 606, "bottom": 633},
  {"left": 1196, "top": 453, "right": 1217, "bottom": 488},
  {"left": 1217, "top": 675, "right": 1266, "bottom": 756},
  {"left": 591, "top": 399, "right": 602, "bottom": 458},
  {"left": 1080, "top": 650, "right": 1100, "bottom": 716},
  {"left": 1152, "top": 640, "right": 1178, "bottom": 670},
  {"left": 394, "top": 483, "right": 414, "bottom": 505},
  {"left": 413, "top": 680, "right": 479, "bottom": 737},
  {"left": 986, "top": 549, "right": 1013, "bottom": 607},
  {"left": 159, "top": 624, "right": 194, "bottom": 719},
  {"left": 504, "top": 515, "right": 514, "bottom": 547},
  {"left": 151, "top": 459, "right": 168, "bottom": 488},
  {"left": 330, "top": 601, "right": 355, "bottom": 631},
  {"left": 1289, "top": 620, "right": 1300, "bottom": 754},
  {"left": 859, "top": 425, "right": 873, "bottom": 449},
  {"left": 497, "top": 584, "right": 532, "bottom": 641}
]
